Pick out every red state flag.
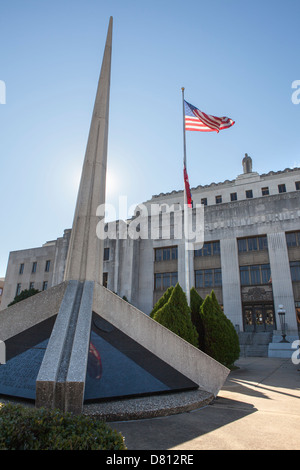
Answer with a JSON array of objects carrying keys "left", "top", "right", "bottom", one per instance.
[{"left": 184, "top": 166, "right": 193, "bottom": 208}]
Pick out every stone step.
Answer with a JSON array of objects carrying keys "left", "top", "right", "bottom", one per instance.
[
  {"left": 240, "top": 344, "right": 269, "bottom": 357},
  {"left": 238, "top": 332, "right": 273, "bottom": 357}
]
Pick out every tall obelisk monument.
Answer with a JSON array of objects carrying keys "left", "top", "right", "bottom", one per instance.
[
  {"left": 64, "top": 16, "right": 112, "bottom": 284},
  {"left": 0, "top": 16, "right": 230, "bottom": 415}
]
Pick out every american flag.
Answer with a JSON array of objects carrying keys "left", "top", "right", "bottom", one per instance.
[{"left": 184, "top": 100, "right": 235, "bottom": 133}]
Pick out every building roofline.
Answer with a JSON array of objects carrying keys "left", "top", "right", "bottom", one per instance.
[{"left": 149, "top": 166, "right": 300, "bottom": 202}]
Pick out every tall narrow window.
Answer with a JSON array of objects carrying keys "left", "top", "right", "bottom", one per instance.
[
  {"left": 214, "top": 268, "right": 222, "bottom": 286},
  {"left": 16, "top": 283, "right": 22, "bottom": 296},
  {"left": 261, "top": 264, "right": 271, "bottom": 284},
  {"left": 45, "top": 260, "right": 51, "bottom": 272},
  {"left": 102, "top": 272, "right": 108, "bottom": 288},
  {"left": 103, "top": 247, "right": 110, "bottom": 261},
  {"left": 240, "top": 266, "right": 250, "bottom": 286},
  {"left": 247, "top": 237, "right": 258, "bottom": 251},
  {"left": 42, "top": 281, "right": 48, "bottom": 291},
  {"left": 32, "top": 262, "right": 37, "bottom": 273},
  {"left": 19, "top": 263, "right": 24, "bottom": 274},
  {"left": 203, "top": 243, "right": 212, "bottom": 256},
  {"left": 295, "top": 181, "right": 300, "bottom": 191},
  {"left": 290, "top": 262, "right": 300, "bottom": 282},
  {"left": 286, "top": 232, "right": 297, "bottom": 247},
  {"left": 204, "top": 269, "right": 213, "bottom": 287},
  {"left": 29, "top": 282, "right": 35, "bottom": 290},
  {"left": 246, "top": 189, "right": 253, "bottom": 199}
]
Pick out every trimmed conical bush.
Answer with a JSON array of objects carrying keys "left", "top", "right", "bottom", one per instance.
[
  {"left": 150, "top": 285, "right": 174, "bottom": 318},
  {"left": 199, "top": 290, "right": 240, "bottom": 368},
  {"left": 190, "top": 287, "right": 205, "bottom": 350},
  {"left": 152, "top": 283, "right": 198, "bottom": 347}
]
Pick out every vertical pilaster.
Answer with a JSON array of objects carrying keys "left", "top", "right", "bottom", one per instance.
[
  {"left": 220, "top": 238, "right": 243, "bottom": 329},
  {"left": 267, "top": 232, "right": 297, "bottom": 332}
]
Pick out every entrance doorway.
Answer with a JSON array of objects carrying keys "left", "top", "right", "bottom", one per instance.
[{"left": 243, "top": 304, "right": 276, "bottom": 332}]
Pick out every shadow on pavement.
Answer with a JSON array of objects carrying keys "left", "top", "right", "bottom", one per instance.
[{"left": 112, "top": 397, "right": 257, "bottom": 450}]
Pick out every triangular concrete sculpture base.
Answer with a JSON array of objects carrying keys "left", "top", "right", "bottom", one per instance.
[
  {"left": 0, "top": 17, "right": 229, "bottom": 415},
  {"left": 0, "top": 284, "right": 229, "bottom": 414}
]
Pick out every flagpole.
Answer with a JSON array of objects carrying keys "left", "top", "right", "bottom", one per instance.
[{"left": 181, "top": 87, "right": 190, "bottom": 306}]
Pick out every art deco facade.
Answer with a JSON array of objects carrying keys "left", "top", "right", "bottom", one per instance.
[{"left": 2, "top": 157, "right": 300, "bottom": 340}]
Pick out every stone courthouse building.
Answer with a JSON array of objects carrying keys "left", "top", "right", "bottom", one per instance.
[{"left": 2, "top": 156, "right": 300, "bottom": 349}]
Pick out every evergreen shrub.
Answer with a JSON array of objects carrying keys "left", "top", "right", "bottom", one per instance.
[
  {"left": 151, "top": 283, "right": 198, "bottom": 347},
  {"left": 8, "top": 288, "right": 40, "bottom": 307},
  {"left": 190, "top": 287, "right": 205, "bottom": 350},
  {"left": 200, "top": 290, "right": 240, "bottom": 368},
  {"left": 0, "top": 403, "right": 126, "bottom": 450}
]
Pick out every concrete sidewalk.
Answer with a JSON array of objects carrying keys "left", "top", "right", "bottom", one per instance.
[{"left": 111, "top": 357, "right": 300, "bottom": 450}]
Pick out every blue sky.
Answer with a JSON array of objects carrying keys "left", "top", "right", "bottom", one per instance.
[{"left": 0, "top": 0, "right": 299, "bottom": 277}]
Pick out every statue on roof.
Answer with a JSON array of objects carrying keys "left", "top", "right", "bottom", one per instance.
[{"left": 242, "top": 153, "right": 253, "bottom": 174}]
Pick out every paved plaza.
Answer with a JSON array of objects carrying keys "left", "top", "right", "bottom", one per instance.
[{"left": 112, "top": 357, "right": 300, "bottom": 450}]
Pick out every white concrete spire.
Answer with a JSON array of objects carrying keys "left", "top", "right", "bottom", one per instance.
[{"left": 64, "top": 17, "right": 113, "bottom": 284}]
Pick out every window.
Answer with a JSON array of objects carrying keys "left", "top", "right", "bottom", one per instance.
[
  {"left": 163, "top": 273, "right": 172, "bottom": 289},
  {"left": 247, "top": 237, "right": 258, "bottom": 251},
  {"left": 102, "top": 272, "right": 108, "bottom": 288},
  {"left": 195, "top": 268, "right": 222, "bottom": 288},
  {"left": 286, "top": 231, "right": 300, "bottom": 247},
  {"left": 240, "top": 266, "right": 250, "bottom": 286},
  {"left": 238, "top": 236, "right": 268, "bottom": 252},
  {"left": 250, "top": 265, "right": 260, "bottom": 284},
  {"left": 42, "top": 281, "right": 48, "bottom": 291},
  {"left": 278, "top": 184, "right": 286, "bottom": 193},
  {"left": 296, "top": 181, "right": 300, "bottom": 191},
  {"left": 215, "top": 195, "right": 222, "bottom": 204},
  {"left": 29, "top": 282, "right": 35, "bottom": 290},
  {"left": 154, "top": 272, "right": 178, "bottom": 290},
  {"left": 203, "top": 243, "right": 211, "bottom": 256},
  {"left": 261, "top": 187, "right": 269, "bottom": 196},
  {"left": 258, "top": 236, "right": 268, "bottom": 250},
  {"left": 195, "top": 241, "right": 220, "bottom": 257},
  {"left": 32, "top": 262, "right": 37, "bottom": 273},
  {"left": 104, "top": 247, "right": 110, "bottom": 261},
  {"left": 0, "top": 288, "right": 3, "bottom": 296},
  {"left": 213, "top": 241, "right": 220, "bottom": 255},
  {"left": 19, "top": 263, "right": 24, "bottom": 274},
  {"left": 195, "top": 270, "right": 203, "bottom": 288},
  {"left": 155, "top": 246, "right": 178, "bottom": 262},
  {"left": 237, "top": 239, "right": 247, "bottom": 252},
  {"left": 204, "top": 269, "right": 213, "bottom": 287},
  {"left": 230, "top": 192, "right": 237, "bottom": 201},
  {"left": 45, "top": 260, "right": 51, "bottom": 272},
  {"left": 16, "top": 283, "right": 22, "bottom": 296},
  {"left": 201, "top": 198, "right": 207, "bottom": 206},
  {"left": 290, "top": 262, "right": 300, "bottom": 282},
  {"left": 239, "top": 264, "right": 271, "bottom": 286},
  {"left": 214, "top": 268, "right": 222, "bottom": 286},
  {"left": 261, "top": 264, "right": 271, "bottom": 284},
  {"left": 246, "top": 189, "right": 253, "bottom": 199}
]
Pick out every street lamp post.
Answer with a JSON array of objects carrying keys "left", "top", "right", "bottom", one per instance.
[{"left": 277, "top": 305, "right": 289, "bottom": 343}]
